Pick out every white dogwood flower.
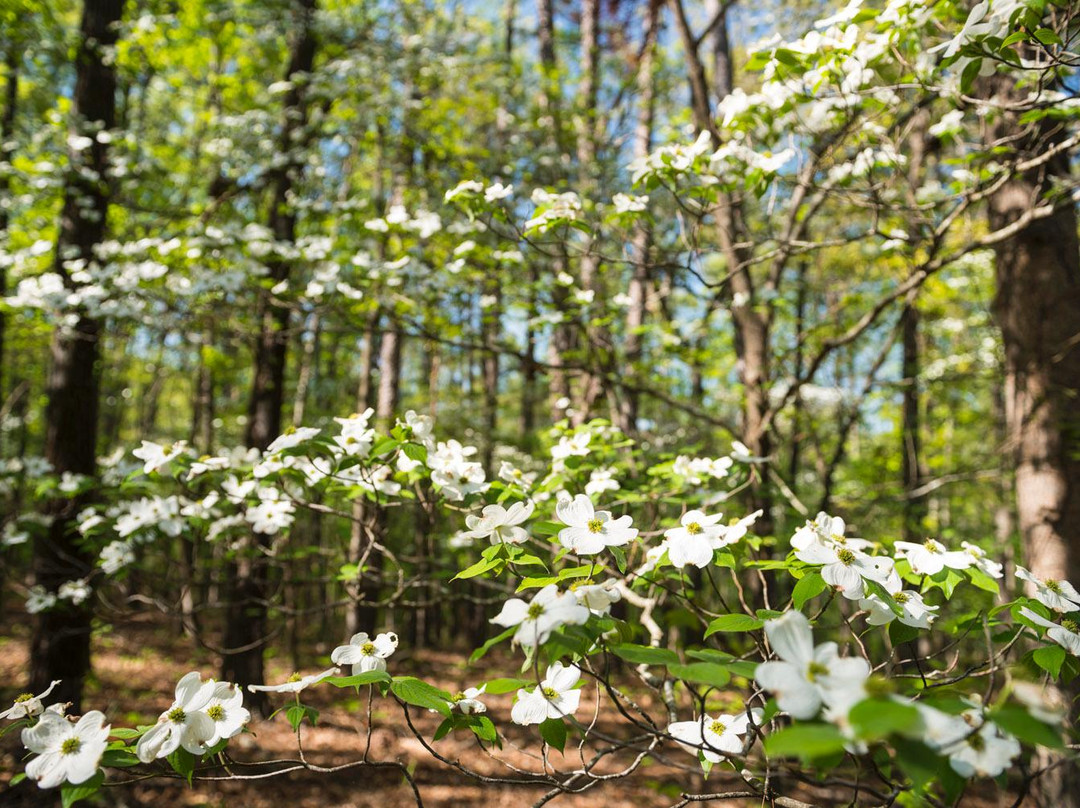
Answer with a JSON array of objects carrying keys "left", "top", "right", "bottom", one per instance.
[
  {"left": 794, "top": 539, "right": 893, "bottom": 599},
  {"left": 1019, "top": 607, "right": 1080, "bottom": 656},
  {"left": 556, "top": 494, "right": 638, "bottom": 555},
  {"left": 1015, "top": 567, "right": 1080, "bottom": 613},
  {"left": 662, "top": 510, "right": 724, "bottom": 568},
  {"left": 21, "top": 709, "right": 110, "bottom": 789},
  {"left": 448, "top": 685, "right": 487, "bottom": 715},
  {"left": 859, "top": 576, "right": 938, "bottom": 629},
  {"left": 330, "top": 632, "right": 399, "bottom": 674},
  {"left": 248, "top": 667, "right": 340, "bottom": 694},
  {"left": 199, "top": 682, "right": 250, "bottom": 746},
  {"left": 136, "top": 672, "right": 217, "bottom": 762},
  {"left": 463, "top": 501, "right": 534, "bottom": 545},
  {"left": 755, "top": 611, "right": 870, "bottom": 719},
  {"left": 893, "top": 539, "right": 972, "bottom": 576},
  {"left": 960, "top": 542, "right": 1003, "bottom": 579},
  {"left": 668, "top": 708, "right": 763, "bottom": 762},
  {"left": 133, "top": 440, "right": 187, "bottom": 474},
  {"left": 571, "top": 579, "right": 622, "bottom": 614},
  {"left": 511, "top": 663, "right": 582, "bottom": 725},
  {"left": 0, "top": 680, "right": 60, "bottom": 721},
  {"left": 490, "top": 584, "right": 590, "bottom": 647}
]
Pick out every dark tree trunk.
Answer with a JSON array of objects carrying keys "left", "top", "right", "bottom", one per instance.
[
  {"left": 900, "top": 304, "right": 926, "bottom": 542},
  {"left": 223, "top": 0, "right": 317, "bottom": 711},
  {"left": 987, "top": 75, "right": 1080, "bottom": 587},
  {"left": 30, "top": 0, "right": 123, "bottom": 711},
  {"left": 0, "top": 41, "right": 18, "bottom": 402}
]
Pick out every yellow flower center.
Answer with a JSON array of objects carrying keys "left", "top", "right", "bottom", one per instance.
[
  {"left": 923, "top": 539, "right": 940, "bottom": 553},
  {"left": 527, "top": 602, "right": 545, "bottom": 619},
  {"left": 1062, "top": 618, "right": 1078, "bottom": 633},
  {"left": 1045, "top": 579, "right": 1062, "bottom": 594},
  {"left": 685, "top": 522, "right": 703, "bottom": 535},
  {"left": 708, "top": 720, "right": 727, "bottom": 736},
  {"left": 541, "top": 686, "right": 559, "bottom": 699},
  {"left": 61, "top": 737, "right": 81, "bottom": 755},
  {"left": 167, "top": 707, "right": 186, "bottom": 723},
  {"left": 361, "top": 642, "right": 376, "bottom": 655},
  {"left": 207, "top": 705, "right": 225, "bottom": 721},
  {"left": 14, "top": 693, "right": 33, "bottom": 703},
  {"left": 288, "top": 672, "right": 303, "bottom": 683},
  {"left": 587, "top": 518, "right": 604, "bottom": 533},
  {"left": 837, "top": 548, "right": 856, "bottom": 565},
  {"left": 967, "top": 732, "right": 986, "bottom": 752},
  {"left": 806, "top": 661, "right": 829, "bottom": 682},
  {"left": 894, "top": 592, "right": 910, "bottom": 604}
]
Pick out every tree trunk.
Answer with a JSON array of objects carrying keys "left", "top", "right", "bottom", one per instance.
[
  {"left": 30, "top": 0, "right": 123, "bottom": 711},
  {"left": 0, "top": 41, "right": 18, "bottom": 403},
  {"left": 987, "top": 76, "right": 1080, "bottom": 587},
  {"left": 900, "top": 304, "right": 926, "bottom": 542},
  {"left": 223, "top": 0, "right": 317, "bottom": 710},
  {"left": 619, "top": 0, "right": 659, "bottom": 434}
]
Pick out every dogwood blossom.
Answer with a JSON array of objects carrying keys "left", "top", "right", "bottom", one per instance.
[
  {"left": 668, "top": 708, "right": 763, "bottom": 762},
  {"left": 1015, "top": 567, "right": 1080, "bottom": 613},
  {"left": 893, "top": 539, "right": 972, "bottom": 576},
  {"left": 755, "top": 611, "right": 870, "bottom": 719},
  {"left": 571, "top": 580, "right": 622, "bottom": 614},
  {"left": 0, "top": 680, "right": 60, "bottom": 720},
  {"left": 662, "top": 510, "right": 728, "bottom": 568},
  {"left": 245, "top": 488, "right": 296, "bottom": 534},
  {"left": 917, "top": 706, "right": 1021, "bottom": 778},
  {"left": 584, "top": 467, "right": 620, "bottom": 497},
  {"left": 330, "top": 631, "right": 399, "bottom": 674},
  {"left": 21, "top": 709, "right": 110, "bottom": 789},
  {"left": 136, "top": 672, "right": 217, "bottom": 762},
  {"left": 447, "top": 685, "right": 487, "bottom": 714},
  {"left": 248, "top": 667, "right": 340, "bottom": 694},
  {"left": 556, "top": 494, "right": 638, "bottom": 555},
  {"left": 490, "top": 584, "right": 590, "bottom": 647},
  {"left": 511, "top": 663, "right": 582, "bottom": 725},
  {"left": 1019, "top": 607, "right": 1080, "bottom": 656},
  {"left": 859, "top": 576, "right": 938, "bottom": 628},
  {"left": 133, "top": 440, "right": 187, "bottom": 474},
  {"left": 333, "top": 409, "right": 375, "bottom": 456},
  {"left": 200, "top": 682, "right": 250, "bottom": 745},
  {"left": 794, "top": 536, "right": 893, "bottom": 599},
  {"left": 463, "top": 501, "right": 534, "bottom": 545},
  {"left": 961, "top": 542, "right": 1004, "bottom": 579},
  {"left": 265, "top": 427, "right": 321, "bottom": 454}
]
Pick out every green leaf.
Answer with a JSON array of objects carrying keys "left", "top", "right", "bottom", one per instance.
[
  {"left": 704, "top": 614, "right": 763, "bottom": 636},
  {"left": 62, "top": 770, "right": 105, "bottom": 807},
  {"left": 531, "top": 520, "right": 562, "bottom": 537},
  {"left": 889, "top": 620, "right": 920, "bottom": 646},
  {"left": 966, "top": 567, "right": 1001, "bottom": 595},
  {"left": 433, "top": 717, "right": 455, "bottom": 741},
  {"left": 100, "top": 748, "right": 140, "bottom": 768},
  {"left": 10, "top": 773, "right": 26, "bottom": 787},
  {"left": 848, "top": 698, "right": 921, "bottom": 741},
  {"left": 402, "top": 442, "right": 427, "bottom": 463},
  {"left": 792, "top": 572, "right": 826, "bottom": 610},
  {"left": 540, "top": 717, "right": 567, "bottom": 753},
  {"left": 469, "top": 714, "right": 498, "bottom": 743},
  {"left": 285, "top": 703, "right": 319, "bottom": 731},
  {"left": 484, "top": 677, "right": 531, "bottom": 695},
  {"left": 1033, "top": 27, "right": 1063, "bottom": 45},
  {"left": 327, "top": 670, "right": 392, "bottom": 688},
  {"left": 453, "top": 554, "right": 502, "bottom": 581},
  {"left": 167, "top": 747, "right": 196, "bottom": 784},
  {"left": 667, "top": 662, "right": 731, "bottom": 689},
  {"left": 864, "top": 579, "right": 904, "bottom": 617},
  {"left": 1033, "top": 645, "right": 1067, "bottom": 678},
  {"left": 990, "top": 706, "right": 1063, "bottom": 749},
  {"left": 892, "top": 737, "right": 943, "bottom": 791},
  {"left": 392, "top": 676, "right": 452, "bottom": 717},
  {"left": 469, "top": 625, "right": 516, "bottom": 663},
  {"left": 764, "top": 723, "right": 848, "bottom": 761},
  {"left": 610, "top": 643, "right": 679, "bottom": 666}
]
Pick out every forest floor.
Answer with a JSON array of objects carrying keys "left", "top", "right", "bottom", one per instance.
[{"left": 0, "top": 612, "right": 1030, "bottom": 808}]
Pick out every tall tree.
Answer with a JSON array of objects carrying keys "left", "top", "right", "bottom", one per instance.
[
  {"left": 30, "top": 0, "right": 123, "bottom": 710},
  {"left": 987, "top": 75, "right": 1080, "bottom": 587},
  {"left": 222, "top": 0, "right": 318, "bottom": 707}
]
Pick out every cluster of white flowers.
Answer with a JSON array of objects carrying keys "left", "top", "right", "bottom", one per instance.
[
  {"left": 524, "top": 189, "right": 582, "bottom": 234},
  {"left": 137, "top": 672, "right": 250, "bottom": 762},
  {"left": 428, "top": 439, "right": 488, "bottom": 501}
]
